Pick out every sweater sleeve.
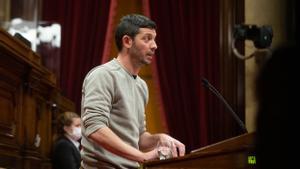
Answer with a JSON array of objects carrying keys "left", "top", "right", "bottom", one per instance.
[{"left": 81, "top": 68, "right": 114, "bottom": 137}]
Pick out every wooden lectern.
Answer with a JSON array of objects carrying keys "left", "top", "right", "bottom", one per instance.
[{"left": 142, "top": 132, "right": 256, "bottom": 169}]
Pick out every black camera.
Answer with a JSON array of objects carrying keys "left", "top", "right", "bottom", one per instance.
[{"left": 234, "top": 24, "right": 273, "bottom": 49}]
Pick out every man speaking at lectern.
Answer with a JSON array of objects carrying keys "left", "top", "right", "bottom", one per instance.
[{"left": 80, "top": 14, "right": 185, "bottom": 169}]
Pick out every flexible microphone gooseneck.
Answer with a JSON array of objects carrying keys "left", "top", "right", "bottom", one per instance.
[{"left": 201, "top": 78, "right": 248, "bottom": 133}]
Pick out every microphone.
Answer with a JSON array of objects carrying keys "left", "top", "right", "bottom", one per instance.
[{"left": 201, "top": 78, "right": 248, "bottom": 133}]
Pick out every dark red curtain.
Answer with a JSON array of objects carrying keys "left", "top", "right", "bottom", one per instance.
[
  {"left": 42, "top": 0, "right": 115, "bottom": 111},
  {"left": 144, "top": 0, "right": 223, "bottom": 152}
]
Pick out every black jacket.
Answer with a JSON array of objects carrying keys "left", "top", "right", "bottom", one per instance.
[{"left": 52, "top": 136, "right": 81, "bottom": 169}]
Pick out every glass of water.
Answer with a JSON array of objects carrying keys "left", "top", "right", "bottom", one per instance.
[{"left": 157, "top": 141, "right": 173, "bottom": 160}]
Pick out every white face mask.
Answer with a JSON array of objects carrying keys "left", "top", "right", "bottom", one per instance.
[{"left": 71, "top": 127, "right": 82, "bottom": 141}]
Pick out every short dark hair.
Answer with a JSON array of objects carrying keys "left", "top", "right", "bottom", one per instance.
[{"left": 115, "top": 14, "right": 156, "bottom": 51}]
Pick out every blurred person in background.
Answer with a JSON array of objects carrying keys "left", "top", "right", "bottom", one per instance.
[{"left": 52, "top": 111, "right": 82, "bottom": 169}]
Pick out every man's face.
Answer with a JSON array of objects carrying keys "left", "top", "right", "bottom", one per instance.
[{"left": 129, "top": 28, "right": 157, "bottom": 65}]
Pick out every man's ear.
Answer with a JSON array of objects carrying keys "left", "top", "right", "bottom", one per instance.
[{"left": 122, "top": 35, "right": 133, "bottom": 49}]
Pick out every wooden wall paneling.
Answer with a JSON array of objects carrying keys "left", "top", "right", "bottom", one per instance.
[
  {"left": 0, "top": 28, "right": 73, "bottom": 169},
  {"left": 0, "top": 77, "right": 23, "bottom": 168},
  {"left": 19, "top": 41, "right": 56, "bottom": 169},
  {"left": 0, "top": 35, "right": 25, "bottom": 168},
  {"left": 219, "top": 0, "right": 245, "bottom": 137}
]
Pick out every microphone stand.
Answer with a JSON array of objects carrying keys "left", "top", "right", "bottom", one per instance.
[{"left": 202, "top": 78, "right": 248, "bottom": 133}]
